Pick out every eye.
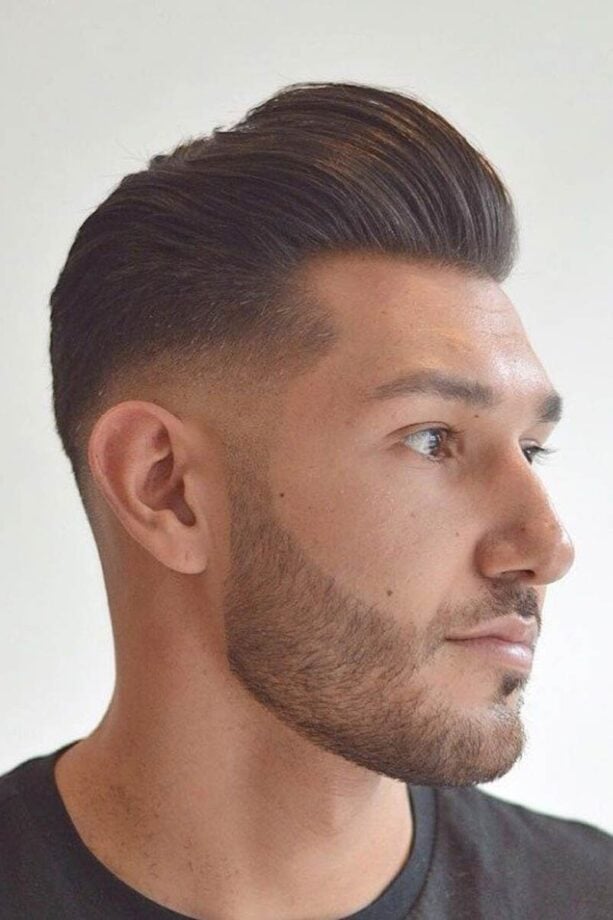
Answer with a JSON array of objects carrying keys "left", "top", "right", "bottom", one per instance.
[
  {"left": 401, "top": 427, "right": 558, "bottom": 465},
  {"left": 401, "top": 427, "right": 460, "bottom": 462},
  {"left": 522, "top": 444, "right": 558, "bottom": 465}
]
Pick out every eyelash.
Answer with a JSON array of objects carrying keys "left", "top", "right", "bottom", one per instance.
[{"left": 402, "top": 426, "right": 558, "bottom": 466}]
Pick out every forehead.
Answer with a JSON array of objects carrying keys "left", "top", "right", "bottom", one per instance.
[{"left": 294, "top": 252, "right": 550, "bottom": 400}]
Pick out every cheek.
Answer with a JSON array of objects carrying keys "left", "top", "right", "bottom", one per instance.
[{"left": 271, "top": 444, "right": 470, "bottom": 609}]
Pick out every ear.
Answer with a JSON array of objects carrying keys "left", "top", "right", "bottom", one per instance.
[{"left": 87, "top": 400, "right": 209, "bottom": 574}]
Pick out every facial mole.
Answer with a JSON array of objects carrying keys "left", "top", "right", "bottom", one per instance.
[
  {"left": 386, "top": 589, "right": 393, "bottom": 596},
  {"left": 279, "top": 492, "right": 285, "bottom": 498}
]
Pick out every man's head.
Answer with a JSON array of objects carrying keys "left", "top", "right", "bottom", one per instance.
[{"left": 49, "top": 82, "right": 574, "bottom": 787}]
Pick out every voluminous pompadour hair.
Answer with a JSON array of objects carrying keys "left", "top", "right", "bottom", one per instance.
[{"left": 49, "top": 80, "right": 518, "bottom": 508}]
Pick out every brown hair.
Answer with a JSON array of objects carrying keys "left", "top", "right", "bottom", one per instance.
[{"left": 49, "top": 80, "right": 517, "bottom": 508}]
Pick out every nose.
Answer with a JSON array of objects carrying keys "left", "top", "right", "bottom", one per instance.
[{"left": 474, "top": 462, "right": 576, "bottom": 586}]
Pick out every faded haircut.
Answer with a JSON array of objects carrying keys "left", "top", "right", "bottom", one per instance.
[{"left": 49, "top": 80, "right": 518, "bottom": 512}]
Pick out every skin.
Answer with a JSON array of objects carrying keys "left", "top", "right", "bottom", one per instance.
[{"left": 54, "top": 253, "right": 575, "bottom": 920}]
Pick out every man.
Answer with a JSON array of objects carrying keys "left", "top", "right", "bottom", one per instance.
[{"left": 1, "top": 81, "right": 610, "bottom": 919}]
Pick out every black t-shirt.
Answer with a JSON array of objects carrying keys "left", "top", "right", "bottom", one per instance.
[{"left": 1, "top": 739, "right": 612, "bottom": 919}]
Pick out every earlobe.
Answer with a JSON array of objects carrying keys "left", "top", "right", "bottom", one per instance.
[{"left": 86, "top": 400, "right": 209, "bottom": 575}]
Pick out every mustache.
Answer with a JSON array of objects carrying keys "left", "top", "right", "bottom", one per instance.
[{"left": 451, "top": 583, "right": 541, "bottom": 632}]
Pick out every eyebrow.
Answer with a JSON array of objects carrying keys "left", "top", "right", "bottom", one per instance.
[{"left": 361, "top": 369, "right": 563, "bottom": 424}]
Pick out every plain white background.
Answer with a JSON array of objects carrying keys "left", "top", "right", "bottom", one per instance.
[{"left": 1, "top": 0, "right": 611, "bottom": 834}]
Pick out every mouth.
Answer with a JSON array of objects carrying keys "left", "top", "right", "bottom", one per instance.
[{"left": 446, "top": 636, "right": 534, "bottom": 673}]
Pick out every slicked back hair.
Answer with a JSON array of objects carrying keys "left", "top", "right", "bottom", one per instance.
[{"left": 49, "top": 81, "right": 518, "bottom": 511}]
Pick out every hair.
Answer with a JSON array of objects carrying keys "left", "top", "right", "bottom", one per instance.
[{"left": 49, "top": 80, "right": 518, "bottom": 515}]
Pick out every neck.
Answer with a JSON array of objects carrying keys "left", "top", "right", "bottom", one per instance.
[{"left": 54, "top": 661, "right": 413, "bottom": 920}]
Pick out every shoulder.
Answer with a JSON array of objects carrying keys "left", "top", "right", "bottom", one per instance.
[
  {"left": 0, "top": 755, "right": 32, "bottom": 829},
  {"left": 436, "top": 784, "right": 613, "bottom": 888},
  {"left": 0, "top": 744, "right": 78, "bottom": 857},
  {"left": 409, "top": 785, "right": 613, "bottom": 919},
  {"left": 0, "top": 751, "right": 50, "bottom": 849},
  {"left": 441, "top": 783, "right": 612, "bottom": 842},
  {"left": 0, "top": 755, "right": 52, "bottom": 912}
]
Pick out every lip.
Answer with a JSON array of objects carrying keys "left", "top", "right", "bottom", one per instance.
[
  {"left": 447, "top": 636, "right": 534, "bottom": 672},
  {"left": 447, "top": 615, "right": 538, "bottom": 650},
  {"left": 447, "top": 615, "right": 538, "bottom": 673}
]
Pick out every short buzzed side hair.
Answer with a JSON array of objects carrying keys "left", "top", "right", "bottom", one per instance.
[{"left": 49, "top": 80, "right": 517, "bottom": 510}]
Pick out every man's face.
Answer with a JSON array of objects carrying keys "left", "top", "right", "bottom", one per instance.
[{"left": 221, "top": 252, "right": 574, "bottom": 787}]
